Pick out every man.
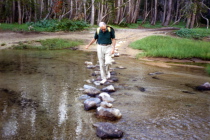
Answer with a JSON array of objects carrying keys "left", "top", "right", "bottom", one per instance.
[{"left": 85, "top": 22, "right": 116, "bottom": 84}]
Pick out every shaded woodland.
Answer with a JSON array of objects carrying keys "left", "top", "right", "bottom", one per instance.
[{"left": 0, "top": 0, "right": 210, "bottom": 28}]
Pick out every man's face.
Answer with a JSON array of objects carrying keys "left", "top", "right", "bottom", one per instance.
[{"left": 100, "top": 26, "right": 107, "bottom": 32}]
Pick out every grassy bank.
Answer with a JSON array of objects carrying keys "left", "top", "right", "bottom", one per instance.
[
  {"left": 0, "top": 23, "right": 29, "bottom": 31},
  {"left": 13, "top": 38, "right": 83, "bottom": 50},
  {"left": 130, "top": 35, "right": 210, "bottom": 60}
]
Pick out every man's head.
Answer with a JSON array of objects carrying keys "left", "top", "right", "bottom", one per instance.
[{"left": 99, "top": 22, "right": 107, "bottom": 32}]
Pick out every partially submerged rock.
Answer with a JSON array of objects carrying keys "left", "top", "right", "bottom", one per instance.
[
  {"left": 99, "top": 92, "right": 115, "bottom": 103},
  {"left": 93, "top": 122, "right": 123, "bottom": 139},
  {"left": 148, "top": 72, "right": 164, "bottom": 75},
  {"left": 96, "top": 107, "right": 122, "bottom": 120},
  {"left": 78, "top": 95, "right": 91, "bottom": 100},
  {"left": 84, "top": 98, "right": 101, "bottom": 111},
  {"left": 83, "top": 85, "right": 95, "bottom": 89},
  {"left": 84, "top": 88, "right": 101, "bottom": 97},
  {"left": 86, "top": 65, "right": 96, "bottom": 69},
  {"left": 196, "top": 82, "right": 210, "bottom": 91},
  {"left": 100, "top": 101, "right": 113, "bottom": 108},
  {"left": 101, "top": 85, "right": 115, "bottom": 93},
  {"left": 116, "top": 66, "right": 126, "bottom": 69},
  {"left": 84, "top": 61, "right": 93, "bottom": 65}
]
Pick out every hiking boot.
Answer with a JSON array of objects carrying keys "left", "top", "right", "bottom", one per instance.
[{"left": 100, "top": 79, "right": 107, "bottom": 85}]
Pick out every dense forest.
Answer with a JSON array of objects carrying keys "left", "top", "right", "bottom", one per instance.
[{"left": 0, "top": 0, "right": 210, "bottom": 28}]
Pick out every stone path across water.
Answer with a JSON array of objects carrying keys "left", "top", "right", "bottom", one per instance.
[{"left": 78, "top": 43, "right": 126, "bottom": 139}]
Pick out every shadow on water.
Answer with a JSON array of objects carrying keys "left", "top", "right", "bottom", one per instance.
[{"left": 0, "top": 50, "right": 209, "bottom": 140}]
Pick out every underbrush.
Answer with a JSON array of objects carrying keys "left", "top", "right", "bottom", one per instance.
[
  {"left": 130, "top": 35, "right": 210, "bottom": 60},
  {"left": 27, "top": 19, "right": 89, "bottom": 32},
  {"left": 12, "top": 38, "right": 83, "bottom": 50},
  {"left": 175, "top": 28, "right": 210, "bottom": 39},
  {"left": 0, "top": 19, "right": 89, "bottom": 32}
]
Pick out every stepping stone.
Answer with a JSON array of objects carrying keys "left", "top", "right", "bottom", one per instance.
[
  {"left": 84, "top": 98, "right": 101, "bottom": 111},
  {"left": 93, "top": 122, "right": 123, "bottom": 139},
  {"left": 96, "top": 107, "right": 122, "bottom": 120},
  {"left": 101, "top": 85, "right": 115, "bottom": 93},
  {"left": 99, "top": 92, "right": 115, "bottom": 102}
]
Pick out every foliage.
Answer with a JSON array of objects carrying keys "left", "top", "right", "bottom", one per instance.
[
  {"left": 176, "top": 28, "right": 210, "bottom": 39},
  {"left": 13, "top": 38, "right": 83, "bottom": 50},
  {"left": 206, "top": 65, "right": 210, "bottom": 75},
  {"left": 28, "top": 19, "right": 89, "bottom": 32},
  {"left": 27, "top": 19, "right": 58, "bottom": 29},
  {"left": 55, "top": 19, "right": 89, "bottom": 31},
  {"left": 130, "top": 35, "right": 210, "bottom": 60}
]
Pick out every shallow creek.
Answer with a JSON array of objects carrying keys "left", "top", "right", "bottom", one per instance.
[{"left": 0, "top": 50, "right": 209, "bottom": 140}]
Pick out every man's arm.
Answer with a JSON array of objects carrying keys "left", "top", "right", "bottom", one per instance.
[
  {"left": 111, "top": 38, "right": 116, "bottom": 54},
  {"left": 85, "top": 38, "right": 97, "bottom": 49}
]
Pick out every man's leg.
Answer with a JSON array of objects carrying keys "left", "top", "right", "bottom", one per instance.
[
  {"left": 105, "top": 45, "right": 113, "bottom": 79},
  {"left": 97, "top": 45, "right": 107, "bottom": 81}
]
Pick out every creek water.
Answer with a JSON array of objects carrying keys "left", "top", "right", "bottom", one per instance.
[{"left": 0, "top": 49, "right": 209, "bottom": 140}]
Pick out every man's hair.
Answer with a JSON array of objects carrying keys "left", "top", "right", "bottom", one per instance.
[{"left": 99, "top": 22, "right": 106, "bottom": 27}]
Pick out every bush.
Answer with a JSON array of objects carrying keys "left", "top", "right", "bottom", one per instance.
[
  {"left": 56, "top": 19, "right": 89, "bottom": 31},
  {"left": 28, "top": 19, "right": 89, "bottom": 32},
  {"left": 176, "top": 28, "right": 210, "bottom": 39}
]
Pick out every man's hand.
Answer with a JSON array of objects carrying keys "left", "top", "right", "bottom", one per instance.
[
  {"left": 111, "top": 47, "right": 115, "bottom": 54},
  {"left": 85, "top": 45, "right": 89, "bottom": 49}
]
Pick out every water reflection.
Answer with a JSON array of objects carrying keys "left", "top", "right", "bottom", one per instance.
[
  {"left": 2, "top": 109, "right": 18, "bottom": 137},
  {"left": 58, "top": 82, "right": 68, "bottom": 126}
]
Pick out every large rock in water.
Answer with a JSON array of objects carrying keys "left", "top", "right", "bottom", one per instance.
[
  {"left": 99, "top": 92, "right": 115, "bottom": 103},
  {"left": 96, "top": 107, "right": 122, "bottom": 120},
  {"left": 93, "top": 122, "right": 123, "bottom": 139},
  {"left": 84, "top": 87, "right": 100, "bottom": 97},
  {"left": 196, "top": 82, "right": 210, "bottom": 91},
  {"left": 101, "top": 85, "right": 115, "bottom": 93},
  {"left": 84, "top": 98, "right": 101, "bottom": 111}
]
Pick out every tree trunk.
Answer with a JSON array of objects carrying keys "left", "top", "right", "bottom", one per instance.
[
  {"left": 18, "top": 0, "right": 22, "bottom": 24},
  {"left": 200, "top": 11, "right": 209, "bottom": 29},
  {"left": 34, "top": 0, "right": 37, "bottom": 22},
  {"left": 162, "top": 0, "right": 167, "bottom": 25},
  {"left": 186, "top": 14, "right": 191, "bottom": 28},
  {"left": 90, "top": 0, "right": 95, "bottom": 25},
  {"left": 175, "top": 0, "right": 180, "bottom": 22},
  {"left": 190, "top": 3, "right": 197, "bottom": 29},
  {"left": 151, "top": 0, "right": 157, "bottom": 25},
  {"left": 131, "top": 0, "right": 141, "bottom": 23},
  {"left": 115, "top": 0, "right": 121, "bottom": 24},
  {"left": 163, "top": 0, "right": 172, "bottom": 26}
]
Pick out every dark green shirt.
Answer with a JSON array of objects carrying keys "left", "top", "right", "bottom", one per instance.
[{"left": 94, "top": 27, "right": 115, "bottom": 44}]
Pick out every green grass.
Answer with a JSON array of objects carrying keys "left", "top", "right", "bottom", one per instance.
[
  {"left": 13, "top": 38, "right": 83, "bottom": 50},
  {"left": 140, "top": 21, "right": 186, "bottom": 29},
  {"left": 130, "top": 35, "right": 210, "bottom": 60},
  {"left": 0, "top": 23, "right": 29, "bottom": 31}
]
